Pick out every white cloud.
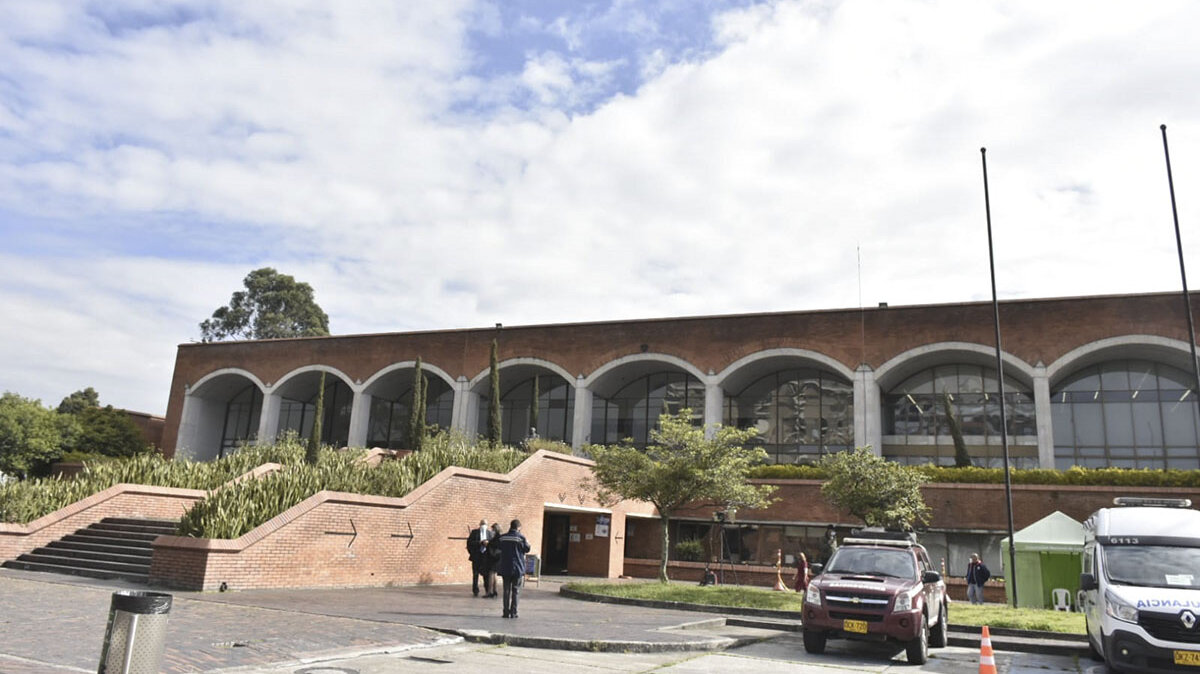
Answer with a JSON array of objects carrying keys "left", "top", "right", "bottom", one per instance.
[{"left": 2, "top": 0, "right": 1200, "bottom": 416}]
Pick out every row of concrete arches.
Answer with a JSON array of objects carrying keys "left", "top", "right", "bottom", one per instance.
[{"left": 175, "top": 335, "right": 1200, "bottom": 470}]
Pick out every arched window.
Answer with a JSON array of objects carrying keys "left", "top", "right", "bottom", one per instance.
[
  {"left": 367, "top": 378, "right": 454, "bottom": 449},
  {"left": 219, "top": 384, "right": 262, "bottom": 457},
  {"left": 883, "top": 364, "right": 1036, "bottom": 467},
  {"left": 477, "top": 374, "right": 575, "bottom": 445},
  {"left": 278, "top": 377, "right": 353, "bottom": 446},
  {"left": 1051, "top": 359, "right": 1200, "bottom": 469},
  {"left": 591, "top": 372, "right": 704, "bottom": 447},
  {"left": 723, "top": 368, "right": 853, "bottom": 464}
]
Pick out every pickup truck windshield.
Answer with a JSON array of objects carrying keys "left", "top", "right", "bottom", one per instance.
[
  {"left": 1104, "top": 546, "right": 1200, "bottom": 588},
  {"left": 826, "top": 548, "right": 917, "bottom": 580}
]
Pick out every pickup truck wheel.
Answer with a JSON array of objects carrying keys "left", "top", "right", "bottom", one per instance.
[
  {"left": 930, "top": 601, "right": 948, "bottom": 648},
  {"left": 906, "top": 616, "right": 929, "bottom": 665},
  {"left": 802, "top": 629, "right": 827, "bottom": 654}
]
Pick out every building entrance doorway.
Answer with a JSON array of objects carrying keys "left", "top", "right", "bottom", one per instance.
[{"left": 542, "top": 513, "right": 571, "bottom": 574}]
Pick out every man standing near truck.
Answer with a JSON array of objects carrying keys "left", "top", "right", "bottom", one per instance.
[{"left": 966, "top": 553, "right": 990, "bottom": 604}]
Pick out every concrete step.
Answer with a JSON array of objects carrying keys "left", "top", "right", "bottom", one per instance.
[
  {"left": 45, "top": 539, "right": 153, "bottom": 559},
  {"left": 1, "top": 559, "right": 149, "bottom": 584},
  {"left": 15, "top": 552, "right": 150, "bottom": 575},
  {"left": 92, "top": 519, "right": 178, "bottom": 536},
  {"left": 63, "top": 530, "right": 158, "bottom": 545},
  {"left": 38, "top": 544, "right": 151, "bottom": 565}
]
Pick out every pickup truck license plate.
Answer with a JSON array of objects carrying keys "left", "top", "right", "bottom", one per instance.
[
  {"left": 843, "top": 619, "right": 869, "bottom": 634},
  {"left": 1175, "top": 650, "right": 1200, "bottom": 666}
]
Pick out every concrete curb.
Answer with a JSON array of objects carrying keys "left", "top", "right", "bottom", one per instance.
[{"left": 421, "top": 626, "right": 745, "bottom": 653}]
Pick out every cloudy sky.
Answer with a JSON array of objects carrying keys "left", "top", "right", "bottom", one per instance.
[{"left": 2, "top": 0, "right": 1200, "bottom": 415}]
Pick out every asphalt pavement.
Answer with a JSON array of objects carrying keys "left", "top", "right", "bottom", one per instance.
[{"left": 0, "top": 568, "right": 1090, "bottom": 673}]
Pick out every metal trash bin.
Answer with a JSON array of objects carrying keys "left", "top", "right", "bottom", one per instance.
[{"left": 97, "top": 590, "right": 172, "bottom": 674}]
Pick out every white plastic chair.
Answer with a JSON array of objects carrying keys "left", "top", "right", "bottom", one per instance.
[{"left": 1052, "top": 588, "right": 1072, "bottom": 612}]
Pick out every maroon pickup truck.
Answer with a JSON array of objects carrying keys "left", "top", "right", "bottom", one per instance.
[{"left": 802, "top": 531, "right": 948, "bottom": 665}]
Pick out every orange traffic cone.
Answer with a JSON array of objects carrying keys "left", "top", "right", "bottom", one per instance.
[{"left": 979, "top": 625, "right": 997, "bottom": 674}]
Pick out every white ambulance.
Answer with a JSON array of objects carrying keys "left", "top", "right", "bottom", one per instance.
[{"left": 1080, "top": 497, "right": 1200, "bottom": 673}]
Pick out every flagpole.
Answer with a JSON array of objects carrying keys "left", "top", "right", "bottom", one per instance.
[
  {"left": 980, "top": 147, "right": 1019, "bottom": 608},
  {"left": 1160, "top": 125, "right": 1200, "bottom": 412}
]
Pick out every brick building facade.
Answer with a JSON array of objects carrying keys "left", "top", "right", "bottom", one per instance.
[{"left": 155, "top": 291, "right": 1200, "bottom": 583}]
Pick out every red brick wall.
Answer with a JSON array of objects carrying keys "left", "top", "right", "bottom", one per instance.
[
  {"left": 150, "top": 452, "right": 657, "bottom": 591},
  {"left": 162, "top": 292, "right": 1200, "bottom": 456},
  {"left": 123, "top": 410, "right": 166, "bottom": 450},
  {"left": 564, "top": 513, "right": 615, "bottom": 577}
]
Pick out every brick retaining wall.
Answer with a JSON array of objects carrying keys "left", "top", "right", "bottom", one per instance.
[{"left": 150, "top": 451, "right": 657, "bottom": 591}]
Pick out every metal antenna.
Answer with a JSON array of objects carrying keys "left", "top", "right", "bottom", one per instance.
[{"left": 980, "top": 147, "right": 1018, "bottom": 608}]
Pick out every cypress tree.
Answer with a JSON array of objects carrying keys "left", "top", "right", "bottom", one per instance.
[
  {"left": 530, "top": 375, "right": 540, "bottom": 437},
  {"left": 488, "top": 338, "right": 502, "bottom": 446},
  {"left": 408, "top": 358, "right": 426, "bottom": 452},
  {"left": 942, "top": 392, "right": 972, "bottom": 467},
  {"left": 306, "top": 371, "right": 326, "bottom": 465}
]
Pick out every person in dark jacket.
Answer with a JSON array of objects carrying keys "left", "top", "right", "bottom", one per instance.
[
  {"left": 466, "top": 519, "right": 491, "bottom": 596},
  {"left": 966, "top": 553, "right": 991, "bottom": 604},
  {"left": 495, "top": 519, "right": 531, "bottom": 618},
  {"left": 483, "top": 522, "right": 502, "bottom": 598}
]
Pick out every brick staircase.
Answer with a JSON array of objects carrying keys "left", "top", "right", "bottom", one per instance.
[{"left": 2, "top": 517, "right": 178, "bottom": 584}]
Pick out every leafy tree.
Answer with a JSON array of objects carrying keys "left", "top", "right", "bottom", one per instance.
[
  {"left": 57, "top": 387, "right": 99, "bottom": 415},
  {"left": 941, "top": 392, "right": 972, "bottom": 467},
  {"left": 487, "top": 339, "right": 502, "bottom": 446},
  {"left": 408, "top": 358, "right": 427, "bottom": 452},
  {"left": 72, "top": 406, "right": 150, "bottom": 458},
  {"left": 306, "top": 372, "right": 326, "bottom": 465},
  {"left": 587, "top": 409, "right": 775, "bottom": 582},
  {"left": 0, "top": 393, "right": 77, "bottom": 478},
  {"left": 200, "top": 267, "right": 330, "bottom": 342},
  {"left": 820, "top": 448, "right": 931, "bottom": 530}
]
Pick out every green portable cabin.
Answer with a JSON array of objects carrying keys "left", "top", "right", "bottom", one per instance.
[{"left": 1000, "top": 511, "right": 1084, "bottom": 610}]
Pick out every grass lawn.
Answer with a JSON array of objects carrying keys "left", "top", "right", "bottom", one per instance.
[
  {"left": 565, "top": 581, "right": 1086, "bottom": 634},
  {"left": 948, "top": 602, "right": 1085, "bottom": 634},
  {"left": 566, "top": 581, "right": 804, "bottom": 612}
]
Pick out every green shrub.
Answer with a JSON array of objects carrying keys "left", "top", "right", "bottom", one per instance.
[
  {"left": 746, "top": 460, "right": 1200, "bottom": 488},
  {"left": 178, "top": 430, "right": 527, "bottom": 539},
  {"left": 673, "top": 539, "right": 704, "bottom": 562},
  {"left": 0, "top": 438, "right": 306, "bottom": 524},
  {"left": 523, "top": 437, "right": 574, "bottom": 455}
]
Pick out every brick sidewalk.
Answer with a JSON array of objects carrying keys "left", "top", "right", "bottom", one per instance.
[{"left": 0, "top": 570, "right": 736, "bottom": 673}]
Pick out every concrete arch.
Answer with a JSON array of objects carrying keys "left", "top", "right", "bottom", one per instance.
[
  {"left": 177, "top": 368, "right": 268, "bottom": 462},
  {"left": 361, "top": 361, "right": 457, "bottom": 395},
  {"left": 188, "top": 368, "right": 267, "bottom": 398},
  {"left": 1046, "top": 335, "right": 1196, "bottom": 387},
  {"left": 582, "top": 353, "right": 707, "bottom": 398},
  {"left": 716, "top": 348, "right": 856, "bottom": 392},
  {"left": 874, "top": 342, "right": 1037, "bottom": 392},
  {"left": 467, "top": 357, "right": 576, "bottom": 393},
  {"left": 271, "top": 365, "right": 355, "bottom": 395}
]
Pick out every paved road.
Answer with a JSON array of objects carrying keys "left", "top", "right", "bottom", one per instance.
[
  {"left": 0, "top": 568, "right": 1104, "bottom": 673},
  {"left": 245, "top": 639, "right": 1097, "bottom": 674}
]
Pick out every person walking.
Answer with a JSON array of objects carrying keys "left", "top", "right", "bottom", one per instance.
[
  {"left": 466, "top": 519, "right": 491, "bottom": 596},
  {"left": 483, "top": 522, "right": 502, "bottom": 598},
  {"left": 793, "top": 551, "right": 811, "bottom": 593},
  {"left": 495, "top": 518, "right": 531, "bottom": 618},
  {"left": 966, "top": 553, "right": 991, "bottom": 604}
]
